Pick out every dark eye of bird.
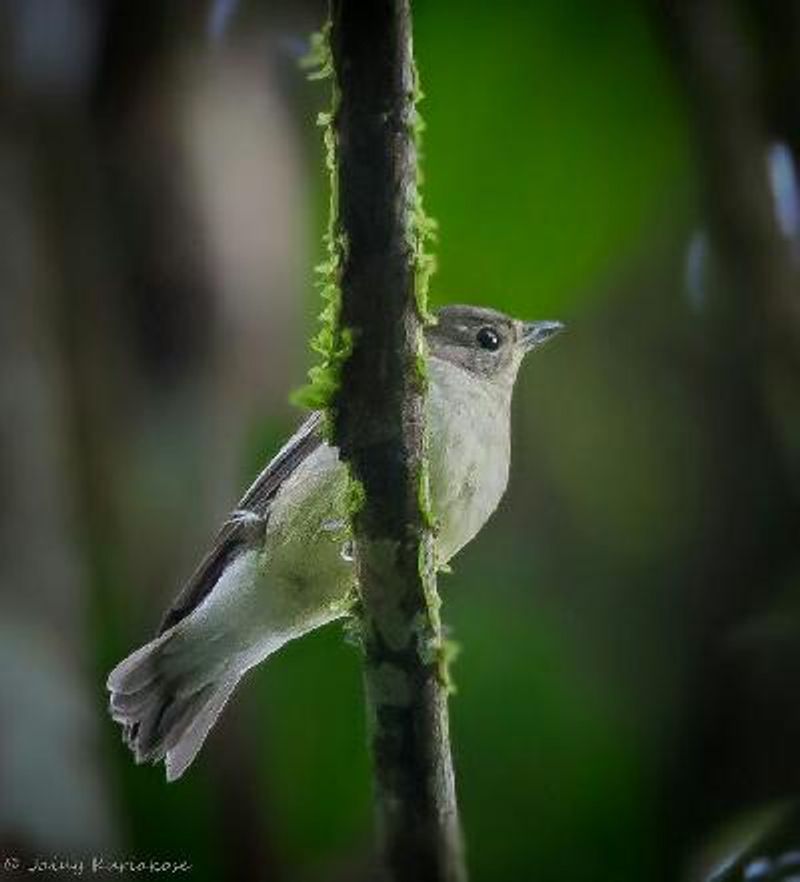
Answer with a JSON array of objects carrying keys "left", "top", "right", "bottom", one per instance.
[{"left": 476, "top": 327, "right": 501, "bottom": 351}]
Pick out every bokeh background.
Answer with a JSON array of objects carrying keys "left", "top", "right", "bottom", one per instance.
[{"left": 2, "top": 1, "right": 800, "bottom": 880}]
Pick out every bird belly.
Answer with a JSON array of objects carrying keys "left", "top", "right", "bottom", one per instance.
[{"left": 427, "top": 359, "right": 511, "bottom": 564}]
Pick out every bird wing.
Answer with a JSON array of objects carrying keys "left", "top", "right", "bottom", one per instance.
[{"left": 158, "top": 411, "right": 325, "bottom": 634}]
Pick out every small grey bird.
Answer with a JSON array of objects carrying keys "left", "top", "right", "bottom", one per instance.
[{"left": 107, "top": 305, "right": 563, "bottom": 781}]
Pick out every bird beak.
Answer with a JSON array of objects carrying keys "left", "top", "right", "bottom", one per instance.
[{"left": 521, "top": 320, "right": 565, "bottom": 352}]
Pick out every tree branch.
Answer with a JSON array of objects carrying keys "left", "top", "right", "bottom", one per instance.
[{"left": 328, "top": 2, "right": 466, "bottom": 880}]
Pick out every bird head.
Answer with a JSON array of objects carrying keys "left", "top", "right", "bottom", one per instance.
[{"left": 426, "top": 304, "right": 564, "bottom": 388}]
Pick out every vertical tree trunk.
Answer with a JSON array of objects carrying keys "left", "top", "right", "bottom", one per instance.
[{"left": 329, "top": 2, "right": 466, "bottom": 881}]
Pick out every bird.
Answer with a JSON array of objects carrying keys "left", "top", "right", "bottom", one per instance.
[{"left": 107, "top": 304, "right": 564, "bottom": 781}]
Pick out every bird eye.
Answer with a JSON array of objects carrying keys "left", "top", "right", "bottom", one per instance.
[{"left": 476, "top": 327, "right": 501, "bottom": 351}]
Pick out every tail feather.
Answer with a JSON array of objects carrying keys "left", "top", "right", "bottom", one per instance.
[
  {"left": 165, "top": 675, "right": 239, "bottom": 782},
  {"left": 107, "top": 628, "right": 241, "bottom": 779},
  {"left": 108, "top": 636, "right": 168, "bottom": 694}
]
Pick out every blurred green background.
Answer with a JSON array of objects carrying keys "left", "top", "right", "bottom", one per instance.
[{"left": 2, "top": 1, "right": 800, "bottom": 881}]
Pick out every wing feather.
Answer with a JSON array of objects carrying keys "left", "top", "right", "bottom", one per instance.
[{"left": 158, "top": 411, "right": 324, "bottom": 634}]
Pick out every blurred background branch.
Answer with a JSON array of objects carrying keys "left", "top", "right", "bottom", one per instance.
[{"left": 650, "top": 1, "right": 800, "bottom": 877}]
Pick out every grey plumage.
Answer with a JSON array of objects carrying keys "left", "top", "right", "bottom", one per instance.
[
  {"left": 107, "top": 305, "right": 563, "bottom": 781},
  {"left": 158, "top": 411, "right": 324, "bottom": 635}
]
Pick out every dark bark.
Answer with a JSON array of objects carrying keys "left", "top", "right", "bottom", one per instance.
[{"left": 329, "top": 3, "right": 465, "bottom": 881}]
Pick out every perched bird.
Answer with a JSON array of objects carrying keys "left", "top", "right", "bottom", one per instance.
[{"left": 107, "top": 305, "right": 563, "bottom": 781}]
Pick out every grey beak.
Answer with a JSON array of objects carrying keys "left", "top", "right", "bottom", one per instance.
[{"left": 522, "top": 320, "right": 565, "bottom": 352}]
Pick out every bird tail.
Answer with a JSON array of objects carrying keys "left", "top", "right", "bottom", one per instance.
[{"left": 107, "top": 627, "right": 244, "bottom": 782}]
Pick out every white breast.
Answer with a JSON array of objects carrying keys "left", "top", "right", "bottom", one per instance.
[{"left": 427, "top": 357, "right": 511, "bottom": 563}]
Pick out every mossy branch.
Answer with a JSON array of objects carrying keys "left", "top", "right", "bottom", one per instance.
[{"left": 302, "top": 2, "right": 466, "bottom": 880}]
